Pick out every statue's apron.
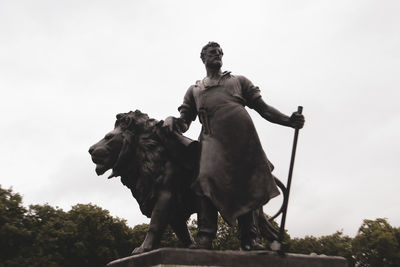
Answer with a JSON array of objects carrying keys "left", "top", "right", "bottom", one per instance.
[{"left": 191, "top": 75, "right": 279, "bottom": 225}]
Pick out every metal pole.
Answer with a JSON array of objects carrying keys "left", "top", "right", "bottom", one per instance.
[{"left": 279, "top": 106, "right": 303, "bottom": 243}]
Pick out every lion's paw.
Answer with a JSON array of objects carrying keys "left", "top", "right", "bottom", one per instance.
[{"left": 131, "top": 245, "right": 151, "bottom": 255}]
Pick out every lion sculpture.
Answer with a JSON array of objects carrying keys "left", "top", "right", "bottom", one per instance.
[
  {"left": 89, "top": 110, "right": 199, "bottom": 254},
  {"left": 89, "top": 110, "right": 281, "bottom": 254}
]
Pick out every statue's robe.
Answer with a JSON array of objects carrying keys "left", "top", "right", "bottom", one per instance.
[{"left": 179, "top": 71, "right": 280, "bottom": 225}]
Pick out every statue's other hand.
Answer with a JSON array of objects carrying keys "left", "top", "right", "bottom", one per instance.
[
  {"left": 290, "top": 112, "right": 305, "bottom": 129},
  {"left": 163, "top": 116, "right": 176, "bottom": 132},
  {"left": 163, "top": 116, "right": 188, "bottom": 134}
]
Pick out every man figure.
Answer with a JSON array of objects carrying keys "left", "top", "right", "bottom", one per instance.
[{"left": 165, "top": 42, "right": 304, "bottom": 250}]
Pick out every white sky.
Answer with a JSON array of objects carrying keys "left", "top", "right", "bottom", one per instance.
[{"left": 1, "top": 0, "right": 399, "bottom": 238}]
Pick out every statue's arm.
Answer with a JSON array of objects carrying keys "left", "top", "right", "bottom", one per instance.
[
  {"left": 164, "top": 86, "right": 197, "bottom": 133},
  {"left": 238, "top": 75, "right": 304, "bottom": 129},
  {"left": 252, "top": 98, "right": 302, "bottom": 128}
]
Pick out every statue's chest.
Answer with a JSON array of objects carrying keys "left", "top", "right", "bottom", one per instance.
[{"left": 192, "top": 78, "right": 243, "bottom": 111}]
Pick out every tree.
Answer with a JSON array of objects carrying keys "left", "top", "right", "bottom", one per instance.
[
  {"left": 61, "top": 204, "right": 135, "bottom": 267},
  {"left": 4, "top": 185, "right": 400, "bottom": 267},
  {"left": 288, "top": 231, "right": 354, "bottom": 266},
  {"left": 0, "top": 184, "right": 136, "bottom": 267},
  {"left": 131, "top": 223, "right": 149, "bottom": 249},
  {"left": 0, "top": 186, "right": 31, "bottom": 266},
  {"left": 23, "top": 204, "right": 71, "bottom": 266},
  {"left": 352, "top": 218, "right": 400, "bottom": 267},
  {"left": 213, "top": 215, "right": 240, "bottom": 250}
]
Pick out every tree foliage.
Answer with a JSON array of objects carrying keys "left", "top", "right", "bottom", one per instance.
[
  {"left": 1, "top": 185, "right": 400, "bottom": 267},
  {"left": 0, "top": 186, "right": 135, "bottom": 267},
  {"left": 212, "top": 215, "right": 240, "bottom": 250},
  {"left": 288, "top": 231, "right": 354, "bottom": 266},
  {"left": 352, "top": 218, "right": 400, "bottom": 267},
  {"left": 0, "top": 187, "right": 30, "bottom": 265}
]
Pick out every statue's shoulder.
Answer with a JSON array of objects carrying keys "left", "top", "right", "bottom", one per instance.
[
  {"left": 222, "top": 71, "right": 248, "bottom": 84},
  {"left": 232, "top": 74, "right": 248, "bottom": 81},
  {"left": 186, "top": 80, "right": 202, "bottom": 93},
  {"left": 194, "top": 79, "right": 202, "bottom": 87},
  {"left": 232, "top": 74, "right": 255, "bottom": 88},
  {"left": 182, "top": 83, "right": 201, "bottom": 100}
]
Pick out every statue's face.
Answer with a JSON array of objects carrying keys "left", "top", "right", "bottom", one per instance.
[{"left": 203, "top": 46, "right": 223, "bottom": 68}]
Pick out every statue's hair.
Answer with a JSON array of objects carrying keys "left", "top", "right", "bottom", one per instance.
[{"left": 200, "top": 41, "right": 223, "bottom": 62}]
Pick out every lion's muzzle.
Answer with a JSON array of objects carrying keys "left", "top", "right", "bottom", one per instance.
[{"left": 89, "top": 144, "right": 112, "bottom": 176}]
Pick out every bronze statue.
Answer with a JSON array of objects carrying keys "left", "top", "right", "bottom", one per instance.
[
  {"left": 89, "top": 111, "right": 199, "bottom": 254},
  {"left": 89, "top": 42, "right": 304, "bottom": 254},
  {"left": 88, "top": 110, "right": 287, "bottom": 254},
  {"left": 164, "top": 42, "right": 305, "bottom": 250}
]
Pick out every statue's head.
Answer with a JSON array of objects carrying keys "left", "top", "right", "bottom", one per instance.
[{"left": 200, "top": 41, "right": 223, "bottom": 68}]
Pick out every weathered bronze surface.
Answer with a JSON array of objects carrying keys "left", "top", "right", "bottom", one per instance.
[
  {"left": 89, "top": 42, "right": 304, "bottom": 255},
  {"left": 89, "top": 111, "right": 199, "bottom": 254},
  {"left": 164, "top": 42, "right": 305, "bottom": 250}
]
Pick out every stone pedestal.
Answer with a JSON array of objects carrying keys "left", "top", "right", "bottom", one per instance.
[{"left": 107, "top": 248, "right": 347, "bottom": 267}]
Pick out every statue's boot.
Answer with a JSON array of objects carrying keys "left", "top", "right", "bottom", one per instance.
[
  {"left": 238, "top": 210, "right": 266, "bottom": 251},
  {"left": 240, "top": 238, "right": 265, "bottom": 251},
  {"left": 190, "top": 196, "right": 217, "bottom": 250}
]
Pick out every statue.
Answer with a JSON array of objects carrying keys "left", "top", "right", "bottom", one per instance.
[
  {"left": 163, "top": 42, "right": 305, "bottom": 250},
  {"left": 89, "top": 42, "right": 304, "bottom": 255},
  {"left": 89, "top": 111, "right": 199, "bottom": 254}
]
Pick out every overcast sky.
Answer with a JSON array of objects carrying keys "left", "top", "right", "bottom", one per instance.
[{"left": 1, "top": 0, "right": 399, "bottom": 238}]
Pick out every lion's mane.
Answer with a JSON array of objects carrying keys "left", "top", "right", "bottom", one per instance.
[{"left": 113, "top": 110, "right": 195, "bottom": 218}]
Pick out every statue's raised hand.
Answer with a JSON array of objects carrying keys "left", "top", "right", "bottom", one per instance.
[{"left": 289, "top": 111, "right": 305, "bottom": 129}]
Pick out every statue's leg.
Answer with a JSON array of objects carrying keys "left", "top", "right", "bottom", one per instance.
[
  {"left": 256, "top": 207, "right": 279, "bottom": 242},
  {"left": 192, "top": 195, "right": 217, "bottom": 249},
  {"left": 238, "top": 210, "right": 265, "bottom": 251},
  {"left": 169, "top": 216, "right": 195, "bottom": 247}
]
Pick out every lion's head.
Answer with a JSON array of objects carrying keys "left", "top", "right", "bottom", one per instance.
[
  {"left": 89, "top": 110, "right": 198, "bottom": 218},
  {"left": 88, "top": 110, "right": 158, "bottom": 179}
]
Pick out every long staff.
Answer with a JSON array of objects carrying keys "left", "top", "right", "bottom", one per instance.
[{"left": 278, "top": 106, "right": 303, "bottom": 243}]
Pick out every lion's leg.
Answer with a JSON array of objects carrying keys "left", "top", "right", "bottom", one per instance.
[
  {"left": 169, "top": 216, "right": 195, "bottom": 247},
  {"left": 132, "top": 189, "right": 172, "bottom": 255},
  {"left": 132, "top": 161, "right": 178, "bottom": 255}
]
